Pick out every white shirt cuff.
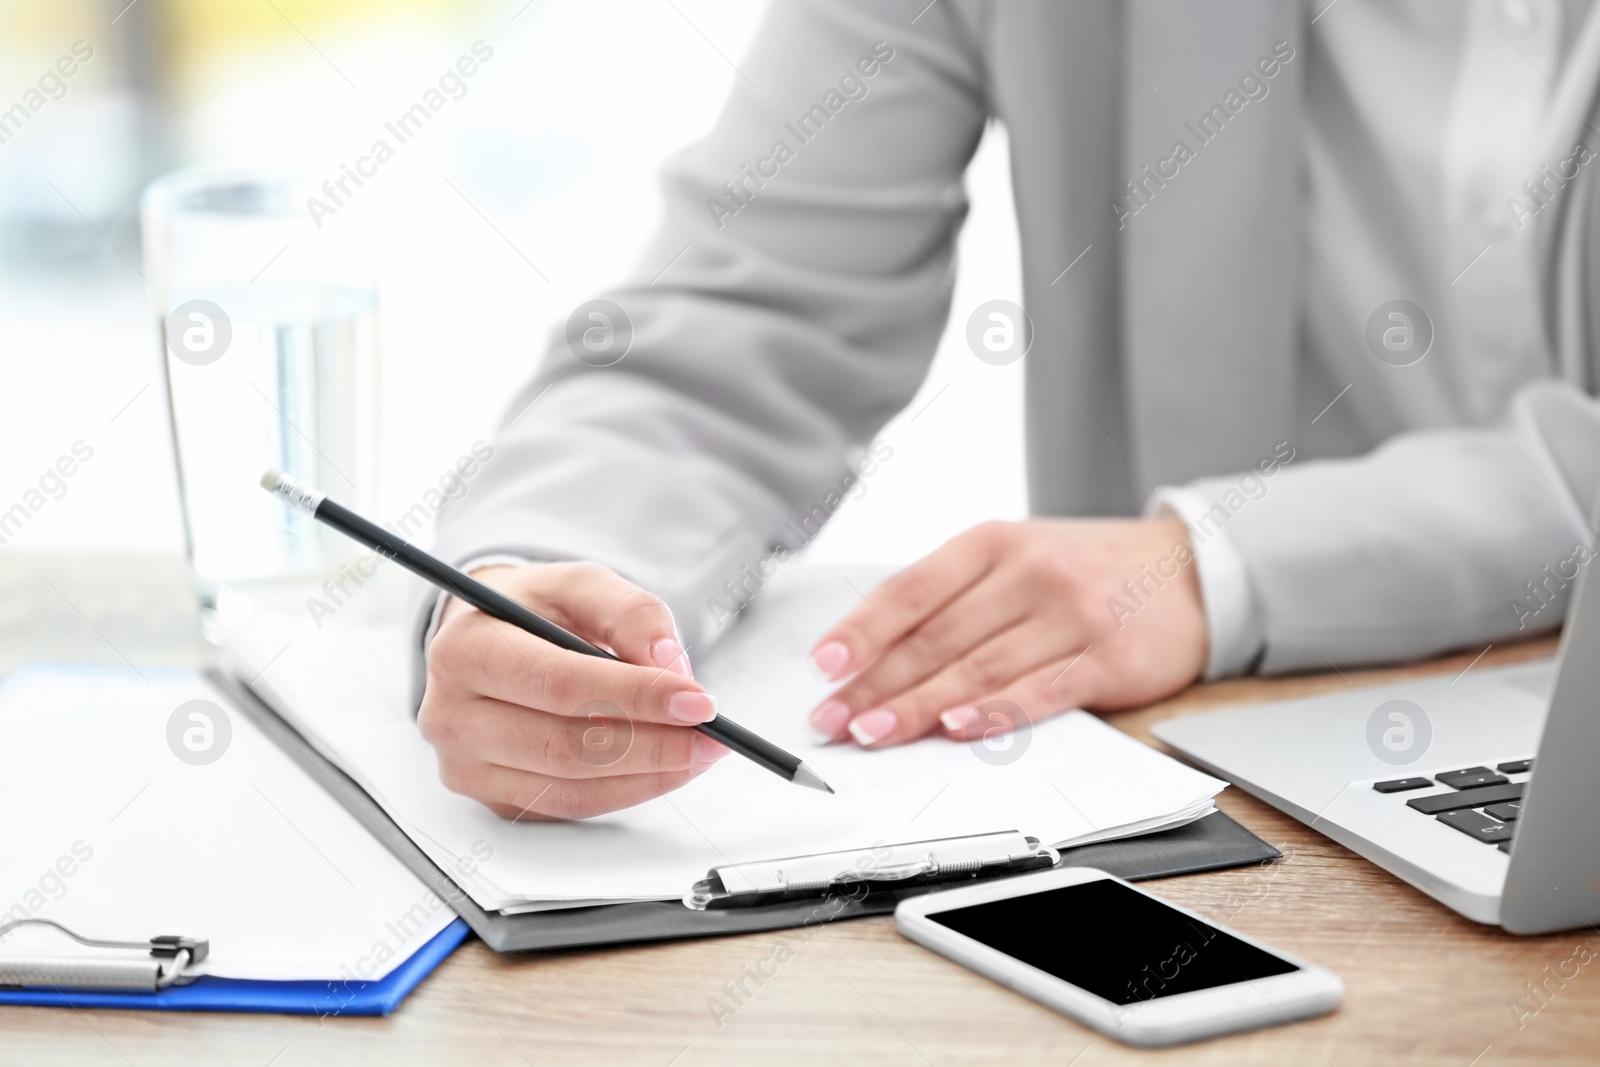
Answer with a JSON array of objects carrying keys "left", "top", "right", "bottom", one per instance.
[{"left": 1145, "top": 488, "right": 1264, "bottom": 679}]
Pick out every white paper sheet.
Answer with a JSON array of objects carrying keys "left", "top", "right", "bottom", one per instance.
[
  {"left": 0, "top": 665, "right": 455, "bottom": 981},
  {"left": 224, "top": 565, "right": 1226, "bottom": 912}
]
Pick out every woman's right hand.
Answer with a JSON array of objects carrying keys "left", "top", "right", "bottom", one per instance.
[{"left": 417, "top": 561, "right": 729, "bottom": 820}]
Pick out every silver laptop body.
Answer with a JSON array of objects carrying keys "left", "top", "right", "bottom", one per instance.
[{"left": 1155, "top": 562, "right": 1600, "bottom": 934}]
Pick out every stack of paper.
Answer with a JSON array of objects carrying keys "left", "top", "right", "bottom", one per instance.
[{"left": 225, "top": 566, "right": 1226, "bottom": 913}]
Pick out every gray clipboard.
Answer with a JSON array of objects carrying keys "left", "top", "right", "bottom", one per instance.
[{"left": 211, "top": 667, "right": 1281, "bottom": 953}]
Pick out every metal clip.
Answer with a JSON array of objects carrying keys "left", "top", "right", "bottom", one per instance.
[
  {"left": 0, "top": 918, "right": 209, "bottom": 992},
  {"left": 685, "top": 831, "right": 1059, "bottom": 910}
]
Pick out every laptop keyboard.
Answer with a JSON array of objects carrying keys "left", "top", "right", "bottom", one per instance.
[{"left": 1373, "top": 760, "right": 1533, "bottom": 854}]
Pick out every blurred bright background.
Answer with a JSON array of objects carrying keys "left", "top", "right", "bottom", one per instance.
[{"left": 0, "top": 0, "right": 1025, "bottom": 569}]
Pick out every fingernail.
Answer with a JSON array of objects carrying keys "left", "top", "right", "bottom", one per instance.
[
  {"left": 811, "top": 641, "right": 851, "bottom": 680},
  {"left": 809, "top": 699, "right": 851, "bottom": 740},
  {"left": 668, "top": 690, "right": 717, "bottom": 724},
  {"left": 651, "top": 637, "right": 692, "bottom": 678},
  {"left": 692, "top": 733, "right": 730, "bottom": 762},
  {"left": 939, "top": 706, "right": 977, "bottom": 734},
  {"left": 848, "top": 708, "right": 897, "bottom": 746}
]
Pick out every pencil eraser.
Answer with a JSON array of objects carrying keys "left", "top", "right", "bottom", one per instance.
[{"left": 259, "top": 469, "right": 282, "bottom": 491}]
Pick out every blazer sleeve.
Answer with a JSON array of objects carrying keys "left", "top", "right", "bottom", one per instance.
[
  {"left": 1176, "top": 380, "right": 1600, "bottom": 674},
  {"left": 431, "top": 0, "right": 990, "bottom": 652}
]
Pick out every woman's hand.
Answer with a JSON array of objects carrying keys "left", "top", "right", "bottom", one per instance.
[
  {"left": 806, "top": 518, "right": 1208, "bottom": 747},
  {"left": 418, "top": 562, "right": 729, "bottom": 820}
]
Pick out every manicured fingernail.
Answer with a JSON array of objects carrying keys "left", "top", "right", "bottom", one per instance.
[
  {"left": 939, "top": 706, "right": 977, "bottom": 734},
  {"left": 809, "top": 699, "right": 851, "bottom": 740},
  {"left": 848, "top": 708, "right": 897, "bottom": 746},
  {"left": 692, "top": 734, "right": 730, "bottom": 762},
  {"left": 668, "top": 690, "right": 717, "bottom": 724},
  {"left": 651, "top": 637, "right": 692, "bottom": 678},
  {"left": 812, "top": 641, "right": 851, "bottom": 680}
]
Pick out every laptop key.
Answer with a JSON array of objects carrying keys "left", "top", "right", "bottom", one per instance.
[
  {"left": 1497, "top": 759, "right": 1533, "bottom": 775},
  {"left": 1435, "top": 766, "right": 1510, "bottom": 790},
  {"left": 1437, "top": 808, "right": 1513, "bottom": 843},
  {"left": 1498, "top": 840, "right": 1512, "bottom": 854},
  {"left": 1373, "top": 777, "right": 1433, "bottom": 793},
  {"left": 1484, "top": 802, "right": 1521, "bottom": 821},
  {"left": 1406, "top": 782, "right": 1524, "bottom": 815}
]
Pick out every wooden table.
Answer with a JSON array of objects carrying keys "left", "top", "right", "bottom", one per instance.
[{"left": 1, "top": 554, "right": 1594, "bottom": 1065}]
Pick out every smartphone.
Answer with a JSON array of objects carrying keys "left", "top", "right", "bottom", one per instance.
[{"left": 895, "top": 866, "right": 1342, "bottom": 1047}]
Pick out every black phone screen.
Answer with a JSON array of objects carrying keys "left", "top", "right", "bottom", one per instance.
[{"left": 926, "top": 877, "right": 1299, "bottom": 1005}]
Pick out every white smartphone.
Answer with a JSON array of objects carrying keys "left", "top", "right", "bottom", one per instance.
[{"left": 895, "top": 866, "right": 1342, "bottom": 1047}]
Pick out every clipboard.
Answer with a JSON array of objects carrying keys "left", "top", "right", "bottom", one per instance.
[
  {"left": 0, "top": 918, "right": 468, "bottom": 1016},
  {"left": 211, "top": 668, "right": 1282, "bottom": 953},
  {"left": 0, "top": 663, "right": 472, "bottom": 1016}
]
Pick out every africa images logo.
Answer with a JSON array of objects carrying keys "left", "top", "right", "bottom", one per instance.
[
  {"left": 1365, "top": 300, "right": 1433, "bottom": 367},
  {"left": 1365, "top": 699, "right": 1431, "bottom": 766},
  {"left": 165, "top": 299, "right": 232, "bottom": 366},
  {"left": 166, "top": 699, "right": 232, "bottom": 766}
]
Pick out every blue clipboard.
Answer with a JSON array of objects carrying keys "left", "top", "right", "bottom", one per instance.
[{"left": 0, "top": 919, "right": 469, "bottom": 1016}]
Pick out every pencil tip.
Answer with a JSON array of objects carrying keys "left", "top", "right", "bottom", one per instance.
[{"left": 793, "top": 762, "right": 835, "bottom": 794}]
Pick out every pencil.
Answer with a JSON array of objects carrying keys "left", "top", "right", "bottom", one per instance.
[{"left": 260, "top": 469, "right": 834, "bottom": 794}]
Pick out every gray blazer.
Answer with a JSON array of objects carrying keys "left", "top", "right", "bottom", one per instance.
[{"left": 435, "top": 0, "right": 1600, "bottom": 674}]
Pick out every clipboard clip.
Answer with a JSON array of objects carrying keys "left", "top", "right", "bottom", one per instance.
[
  {"left": 685, "top": 830, "right": 1059, "bottom": 910},
  {"left": 0, "top": 918, "right": 209, "bottom": 993}
]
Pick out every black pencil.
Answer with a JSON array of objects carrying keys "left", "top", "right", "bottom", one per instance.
[{"left": 260, "top": 469, "right": 833, "bottom": 794}]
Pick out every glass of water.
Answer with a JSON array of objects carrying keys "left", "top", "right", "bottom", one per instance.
[{"left": 141, "top": 170, "right": 380, "bottom": 622}]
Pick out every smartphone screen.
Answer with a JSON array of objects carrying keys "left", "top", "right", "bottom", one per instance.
[{"left": 926, "top": 877, "right": 1299, "bottom": 1005}]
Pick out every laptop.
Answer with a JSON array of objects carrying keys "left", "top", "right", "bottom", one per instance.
[{"left": 1153, "top": 560, "right": 1600, "bottom": 935}]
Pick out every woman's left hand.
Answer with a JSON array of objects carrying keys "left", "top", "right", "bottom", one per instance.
[{"left": 806, "top": 517, "right": 1208, "bottom": 747}]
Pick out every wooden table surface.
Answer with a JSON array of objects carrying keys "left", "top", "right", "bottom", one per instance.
[{"left": 1, "top": 554, "right": 1594, "bottom": 1066}]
